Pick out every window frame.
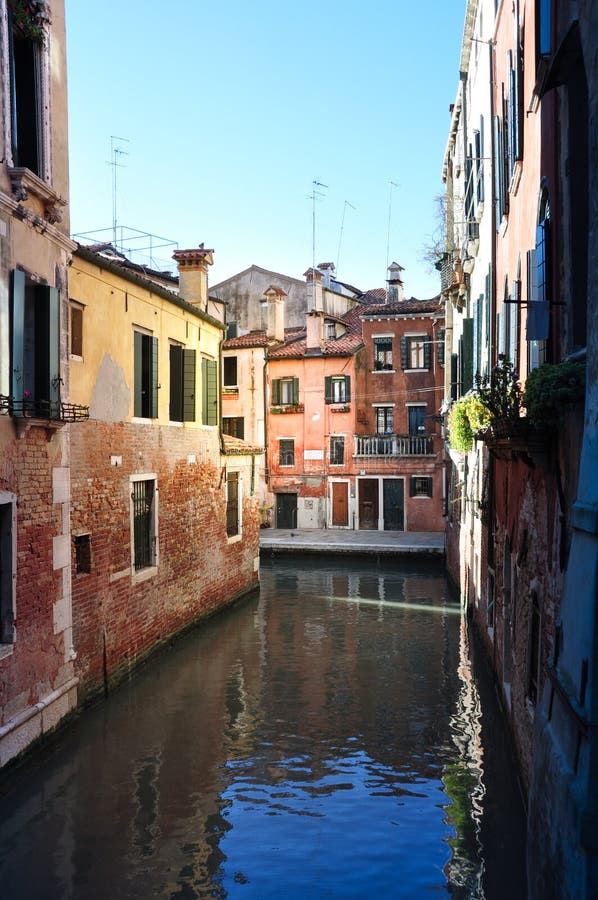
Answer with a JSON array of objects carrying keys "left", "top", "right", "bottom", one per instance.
[
  {"left": 201, "top": 356, "right": 218, "bottom": 425},
  {"left": 70, "top": 301, "right": 84, "bottom": 360},
  {"left": 222, "top": 416, "right": 245, "bottom": 439},
  {"left": 325, "top": 375, "right": 350, "bottom": 405},
  {"left": 133, "top": 329, "right": 159, "bottom": 420},
  {"left": 226, "top": 470, "right": 242, "bottom": 541},
  {"left": 223, "top": 355, "right": 238, "bottom": 388},
  {"left": 0, "top": 492, "right": 17, "bottom": 650},
  {"left": 374, "top": 405, "right": 394, "bottom": 435},
  {"left": 129, "top": 474, "right": 158, "bottom": 582},
  {"left": 407, "top": 404, "right": 427, "bottom": 435},
  {"left": 279, "top": 438, "right": 295, "bottom": 467},
  {"left": 409, "top": 475, "right": 433, "bottom": 498},
  {"left": 11, "top": 270, "right": 61, "bottom": 417},
  {"left": 373, "top": 336, "right": 393, "bottom": 371},
  {"left": 271, "top": 377, "right": 299, "bottom": 407},
  {"left": 402, "top": 334, "right": 430, "bottom": 371},
  {"left": 329, "top": 435, "right": 345, "bottom": 466},
  {"left": 169, "top": 343, "right": 196, "bottom": 423}
]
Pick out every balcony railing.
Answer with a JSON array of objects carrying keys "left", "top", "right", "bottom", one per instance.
[
  {"left": 353, "top": 433, "right": 435, "bottom": 457},
  {"left": 0, "top": 395, "right": 90, "bottom": 422}
]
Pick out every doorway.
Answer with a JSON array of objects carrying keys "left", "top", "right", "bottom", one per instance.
[
  {"left": 358, "top": 480, "right": 379, "bottom": 530},
  {"left": 331, "top": 482, "right": 349, "bottom": 527},
  {"left": 383, "top": 479, "right": 404, "bottom": 530},
  {"left": 276, "top": 493, "right": 297, "bottom": 529}
]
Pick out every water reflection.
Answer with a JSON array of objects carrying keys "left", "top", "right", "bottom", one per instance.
[{"left": 0, "top": 556, "right": 525, "bottom": 899}]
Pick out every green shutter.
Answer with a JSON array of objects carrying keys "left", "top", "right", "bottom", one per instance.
[
  {"left": 10, "top": 269, "right": 25, "bottom": 402},
  {"left": 271, "top": 378, "right": 280, "bottom": 405},
  {"left": 437, "top": 328, "right": 445, "bottom": 365},
  {"left": 325, "top": 376, "right": 333, "bottom": 404},
  {"left": 134, "top": 332, "right": 143, "bottom": 417},
  {"left": 183, "top": 349, "right": 196, "bottom": 421},
  {"left": 47, "top": 287, "right": 60, "bottom": 411},
  {"left": 450, "top": 353, "right": 458, "bottom": 401},
  {"left": 400, "top": 335, "right": 408, "bottom": 369},
  {"left": 169, "top": 345, "right": 183, "bottom": 421},
  {"left": 292, "top": 377, "right": 299, "bottom": 404},
  {"left": 151, "top": 336, "right": 159, "bottom": 418},
  {"left": 423, "top": 336, "right": 432, "bottom": 370},
  {"left": 462, "top": 318, "right": 474, "bottom": 393},
  {"left": 344, "top": 375, "right": 351, "bottom": 402},
  {"left": 206, "top": 358, "right": 218, "bottom": 425}
]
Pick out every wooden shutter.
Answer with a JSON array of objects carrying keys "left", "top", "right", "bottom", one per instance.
[
  {"left": 493, "top": 116, "right": 503, "bottom": 227},
  {"left": 183, "top": 349, "right": 196, "bottom": 421},
  {"left": 497, "top": 310, "right": 506, "bottom": 356},
  {"left": 400, "top": 335, "right": 408, "bottom": 369},
  {"left": 170, "top": 345, "right": 183, "bottom": 421},
  {"left": 462, "top": 319, "right": 473, "bottom": 393},
  {"left": 509, "top": 304, "right": 519, "bottom": 371},
  {"left": 206, "top": 358, "right": 218, "bottom": 425},
  {"left": 151, "top": 337, "right": 159, "bottom": 418},
  {"left": 134, "top": 331, "right": 143, "bottom": 417},
  {"left": 450, "top": 353, "right": 458, "bottom": 401},
  {"left": 47, "top": 286, "right": 60, "bottom": 410},
  {"left": 344, "top": 375, "right": 351, "bottom": 402},
  {"left": 423, "top": 336, "right": 432, "bottom": 370},
  {"left": 271, "top": 378, "right": 281, "bottom": 405},
  {"left": 325, "top": 375, "right": 333, "bottom": 404},
  {"left": 437, "top": 328, "right": 445, "bottom": 365},
  {"left": 10, "top": 269, "right": 25, "bottom": 402},
  {"left": 292, "top": 377, "right": 299, "bottom": 404}
]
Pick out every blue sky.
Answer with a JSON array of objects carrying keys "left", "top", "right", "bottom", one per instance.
[{"left": 65, "top": 1, "right": 464, "bottom": 298}]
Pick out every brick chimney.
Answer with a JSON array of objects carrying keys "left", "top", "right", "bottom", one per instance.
[
  {"left": 306, "top": 309, "right": 324, "bottom": 353},
  {"left": 173, "top": 244, "right": 214, "bottom": 311},
  {"left": 304, "top": 267, "right": 324, "bottom": 311},
  {"left": 263, "top": 285, "right": 286, "bottom": 342},
  {"left": 387, "top": 261, "right": 405, "bottom": 303}
]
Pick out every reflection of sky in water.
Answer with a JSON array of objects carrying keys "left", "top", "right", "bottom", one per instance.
[{"left": 0, "top": 557, "right": 525, "bottom": 899}]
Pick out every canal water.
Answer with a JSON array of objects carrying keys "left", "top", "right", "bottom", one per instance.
[{"left": 0, "top": 556, "right": 526, "bottom": 899}]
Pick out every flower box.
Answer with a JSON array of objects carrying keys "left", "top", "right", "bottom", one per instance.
[
  {"left": 270, "top": 404, "right": 304, "bottom": 414},
  {"left": 330, "top": 405, "right": 350, "bottom": 413}
]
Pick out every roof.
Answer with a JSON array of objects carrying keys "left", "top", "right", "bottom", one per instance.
[
  {"left": 360, "top": 296, "right": 443, "bottom": 317},
  {"left": 359, "top": 287, "right": 387, "bottom": 305},
  {"left": 223, "top": 326, "right": 299, "bottom": 350},
  {"left": 222, "top": 434, "right": 264, "bottom": 456},
  {"left": 209, "top": 264, "right": 305, "bottom": 294},
  {"left": 267, "top": 306, "right": 364, "bottom": 360}
]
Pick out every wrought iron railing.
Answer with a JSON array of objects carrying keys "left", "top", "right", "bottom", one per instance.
[
  {"left": 0, "top": 394, "right": 90, "bottom": 422},
  {"left": 353, "top": 433, "right": 435, "bottom": 457}
]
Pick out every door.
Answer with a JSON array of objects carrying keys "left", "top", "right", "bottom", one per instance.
[
  {"left": 331, "top": 482, "right": 349, "bottom": 527},
  {"left": 276, "top": 493, "right": 297, "bottom": 529},
  {"left": 383, "top": 478, "right": 404, "bottom": 531},
  {"left": 358, "top": 479, "right": 379, "bottom": 530}
]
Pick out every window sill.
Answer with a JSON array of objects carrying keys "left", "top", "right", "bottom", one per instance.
[
  {"left": 70, "top": 354, "right": 83, "bottom": 363},
  {"left": 131, "top": 565, "right": 158, "bottom": 585},
  {"left": 371, "top": 369, "right": 396, "bottom": 375},
  {"left": 14, "top": 416, "right": 66, "bottom": 441},
  {"left": 168, "top": 420, "right": 184, "bottom": 427},
  {"left": 131, "top": 416, "right": 157, "bottom": 425},
  {"left": 227, "top": 533, "right": 242, "bottom": 545},
  {"left": 404, "top": 368, "right": 430, "bottom": 374},
  {"left": 8, "top": 167, "right": 67, "bottom": 225}
]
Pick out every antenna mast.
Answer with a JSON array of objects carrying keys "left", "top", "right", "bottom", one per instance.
[
  {"left": 110, "top": 136, "right": 129, "bottom": 248},
  {"left": 386, "top": 180, "right": 398, "bottom": 272},
  {"left": 336, "top": 200, "right": 356, "bottom": 275},
  {"left": 310, "top": 178, "right": 327, "bottom": 306}
]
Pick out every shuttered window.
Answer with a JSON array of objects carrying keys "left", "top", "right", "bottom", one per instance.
[
  {"left": 401, "top": 335, "right": 431, "bottom": 370},
  {"left": 134, "top": 331, "right": 159, "bottom": 418},
  {"left": 271, "top": 377, "right": 299, "bottom": 406},
  {"left": 437, "top": 328, "right": 445, "bottom": 365},
  {"left": 11, "top": 270, "right": 61, "bottom": 417},
  {"left": 325, "top": 375, "right": 350, "bottom": 404},
  {"left": 226, "top": 472, "right": 240, "bottom": 537},
  {"left": 462, "top": 319, "right": 474, "bottom": 393},
  {"left": 201, "top": 357, "right": 218, "bottom": 425},
  {"left": 170, "top": 346, "right": 196, "bottom": 422}
]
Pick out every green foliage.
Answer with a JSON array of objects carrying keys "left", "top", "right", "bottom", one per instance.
[
  {"left": 475, "top": 356, "right": 522, "bottom": 421},
  {"left": 524, "top": 361, "right": 586, "bottom": 427},
  {"left": 465, "top": 394, "right": 492, "bottom": 432},
  {"left": 448, "top": 398, "right": 474, "bottom": 453},
  {"left": 9, "top": 1, "right": 50, "bottom": 44}
]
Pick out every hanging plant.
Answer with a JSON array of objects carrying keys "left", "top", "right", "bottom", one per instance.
[
  {"left": 448, "top": 397, "right": 474, "bottom": 453},
  {"left": 9, "top": 1, "right": 51, "bottom": 44},
  {"left": 523, "top": 360, "right": 586, "bottom": 428}
]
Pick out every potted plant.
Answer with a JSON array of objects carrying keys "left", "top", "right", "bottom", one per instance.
[{"left": 523, "top": 360, "right": 586, "bottom": 428}]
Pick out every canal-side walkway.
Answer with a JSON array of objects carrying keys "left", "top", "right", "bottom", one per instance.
[{"left": 259, "top": 527, "right": 445, "bottom": 557}]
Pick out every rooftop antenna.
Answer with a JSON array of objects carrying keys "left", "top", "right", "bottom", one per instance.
[
  {"left": 336, "top": 200, "right": 356, "bottom": 275},
  {"left": 386, "top": 180, "right": 399, "bottom": 272},
  {"left": 309, "top": 178, "right": 327, "bottom": 306},
  {"left": 109, "top": 136, "right": 129, "bottom": 249}
]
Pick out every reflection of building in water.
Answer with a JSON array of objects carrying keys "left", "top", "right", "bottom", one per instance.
[{"left": 442, "top": 618, "right": 485, "bottom": 895}]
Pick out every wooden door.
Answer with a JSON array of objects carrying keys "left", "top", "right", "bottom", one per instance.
[
  {"left": 276, "top": 493, "right": 297, "bottom": 529},
  {"left": 331, "top": 482, "right": 349, "bottom": 526},
  {"left": 383, "top": 478, "right": 404, "bottom": 530},
  {"left": 358, "top": 479, "right": 379, "bottom": 530}
]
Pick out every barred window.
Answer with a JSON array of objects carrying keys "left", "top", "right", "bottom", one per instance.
[
  {"left": 226, "top": 472, "right": 240, "bottom": 537},
  {"left": 131, "top": 477, "right": 157, "bottom": 572},
  {"left": 280, "top": 439, "right": 295, "bottom": 466},
  {"left": 330, "top": 436, "right": 345, "bottom": 466},
  {"left": 410, "top": 476, "right": 433, "bottom": 498}
]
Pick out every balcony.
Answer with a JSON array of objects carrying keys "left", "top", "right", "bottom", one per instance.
[
  {"left": 353, "top": 433, "right": 435, "bottom": 457},
  {"left": 0, "top": 395, "right": 89, "bottom": 439}
]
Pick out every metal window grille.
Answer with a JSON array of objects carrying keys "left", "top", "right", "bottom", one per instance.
[
  {"left": 330, "top": 436, "right": 345, "bottom": 465},
  {"left": 132, "top": 479, "right": 154, "bottom": 571},
  {"left": 280, "top": 439, "right": 295, "bottom": 466},
  {"left": 226, "top": 472, "right": 239, "bottom": 536}
]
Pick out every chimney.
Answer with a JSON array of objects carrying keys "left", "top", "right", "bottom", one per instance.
[
  {"left": 306, "top": 309, "right": 324, "bottom": 353},
  {"left": 304, "top": 267, "right": 324, "bottom": 311},
  {"left": 317, "top": 261, "right": 335, "bottom": 289},
  {"left": 262, "top": 285, "right": 286, "bottom": 342},
  {"left": 173, "top": 244, "right": 214, "bottom": 311},
  {"left": 387, "top": 261, "right": 405, "bottom": 303}
]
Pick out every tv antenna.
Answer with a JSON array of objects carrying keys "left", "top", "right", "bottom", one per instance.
[
  {"left": 308, "top": 178, "right": 328, "bottom": 306},
  {"left": 386, "top": 180, "right": 399, "bottom": 272},
  {"left": 336, "top": 200, "right": 356, "bottom": 275},
  {"left": 109, "top": 135, "right": 129, "bottom": 248}
]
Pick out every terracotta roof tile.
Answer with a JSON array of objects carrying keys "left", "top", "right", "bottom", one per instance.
[
  {"left": 360, "top": 296, "right": 443, "bottom": 316},
  {"left": 222, "top": 434, "right": 264, "bottom": 455}
]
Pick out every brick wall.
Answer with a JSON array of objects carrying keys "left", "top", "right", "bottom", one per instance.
[{"left": 71, "top": 422, "right": 260, "bottom": 703}]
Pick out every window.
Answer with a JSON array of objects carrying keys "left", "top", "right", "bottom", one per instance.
[
  {"left": 226, "top": 471, "right": 240, "bottom": 538},
  {"left": 169, "top": 345, "right": 196, "bottom": 422},
  {"left": 130, "top": 476, "right": 158, "bottom": 573},
  {"left": 537, "top": 0, "right": 551, "bottom": 61},
  {"left": 408, "top": 406, "right": 426, "bottom": 435},
  {"left": 10, "top": 270, "right": 60, "bottom": 417},
  {"left": 226, "top": 321, "right": 238, "bottom": 339},
  {"left": 280, "top": 439, "right": 295, "bottom": 466},
  {"left": 375, "top": 406, "right": 393, "bottom": 434},
  {"left": 487, "top": 571, "right": 495, "bottom": 628},
  {"left": 272, "top": 377, "right": 299, "bottom": 406},
  {"left": 325, "top": 375, "right": 350, "bottom": 404},
  {"left": 133, "top": 331, "right": 158, "bottom": 418},
  {"left": 222, "top": 416, "right": 245, "bottom": 439},
  {"left": 201, "top": 357, "right": 218, "bottom": 425},
  {"left": 74, "top": 533, "right": 91, "bottom": 575},
  {"left": 325, "top": 321, "right": 336, "bottom": 340},
  {"left": 70, "top": 302, "right": 83, "bottom": 359},
  {"left": 8, "top": 6, "right": 44, "bottom": 175},
  {"left": 437, "top": 327, "right": 446, "bottom": 365},
  {"left": 410, "top": 476, "right": 433, "bottom": 498},
  {"left": 223, "top": 356, "right": 238, "bottom": 387},
  {"left": 527, "top": 196, "right": 550, "bottom": 369},
  {"left": 400, "top": 335, "right": 431, "bottom": 370},
  {"left": 330, "top": 436, "right": 345, "bottom": 466},
  {"left": 0, "top": 495, "right": 16, "bottom": 645},
  {"left": 374, "top": 337, "right": 393, "bottom": 370}
]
